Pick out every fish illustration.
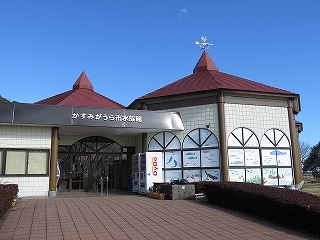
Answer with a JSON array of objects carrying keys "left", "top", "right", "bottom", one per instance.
[
  {"left": 231, "top": 161, "right": 243, "bottom": 165},
  {"left": 186, "top": 152, "right": 195, "bottom": 155},
  {"left": 205, "top": 171, "right": 218, "bottom": 180},
  {"left": 204, "top": 156, "right": 214, "bottom": 161},
  {"left": 173, "top": 159, "right": 178, "bottom": 168},
  {"left": 270, "top": 150, "right": 286, "bottom": 156},
  {"left": 269, "top": 174, "right": 281, "bottom": 179}
]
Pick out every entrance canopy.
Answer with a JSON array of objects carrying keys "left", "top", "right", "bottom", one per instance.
[{"left": 0, "top": 102, "right": 184, "bottom": 136}]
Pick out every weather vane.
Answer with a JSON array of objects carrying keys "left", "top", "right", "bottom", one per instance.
[{"left": 195, "top": 36, "right": 213, "bottom": 50}]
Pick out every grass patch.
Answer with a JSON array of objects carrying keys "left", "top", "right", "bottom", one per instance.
[
  {"left": 301, "top": 182, "right": 320, "bottom": 196},
  {"left": 301, "top": 175, "right": 320, "bottom": 196}
]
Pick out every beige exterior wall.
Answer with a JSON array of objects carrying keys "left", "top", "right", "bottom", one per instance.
[{"left": 224, "top": 103, "right": 290, "bottom": 142}]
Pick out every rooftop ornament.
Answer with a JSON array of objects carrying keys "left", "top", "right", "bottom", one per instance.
[{"left": 195, "top": 36, "right": 213, "bottom": 50}]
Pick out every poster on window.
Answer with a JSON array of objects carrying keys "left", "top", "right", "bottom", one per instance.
[
  {"left": 148, "top": 139, "right": 163, "bottom": 151},
  {"left": 228, "top": 149, "right": 244, "bottom": 166},
  {"left": 183, "top": 169, "right": 201, "bottom": 182},
  {"left": 229, "top": 169, "right": 245, "bottom": 182},
  {"left": 202, "top": 169, "right": 220, "bottom": 182},
  {"left": 245, "top": 137, "right": 259, "bottom": 147},
  {"left": 164, "top": 151, "right": 182, "bottom": 169},
  {"left": 244, "top": 149, "right": 260, "bottom": 166},
  {"left": 183, "top": 151, "right": 200, "bottom": 167},
  {"left": 261, "top": 134, "right": 274, "bottom": 147},
  {"left": 200, "top": 129, "right": 219, "bottom": 147},
  {"left": 278, "top": 168, "right": 293, "bottom": 186},
  {"left": 277, "top": 137, "right": 290, "bottom": 147},
  {"left": 201, "top": 149, "right": 219, "bottom": 167},
  {"left": 245, "top": 168, "right": 262, "bottom": 184},
  {"left": 261, "top": 149, "right": 277, "bottom": 166},
  {"left": 262, "top": 168, "right": 278, "bottom": 185},
  {"left": 227, "top": 134, "right": 242, "bottom": 147},
  {"left": 164, "top": 170, "right": 182, "bottom": 182},
  {"left": 183, "top": 136, "right": 198, "bottom": 149},
  {"left": 276, "top": 150, "right": 291, "bottom": 166}
]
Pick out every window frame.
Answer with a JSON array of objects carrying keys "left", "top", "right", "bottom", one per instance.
[{"left": 1, "top": 148, "right": 50, "bottom": 176}]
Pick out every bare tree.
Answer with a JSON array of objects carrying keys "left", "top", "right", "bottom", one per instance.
[{"left": 300, "top": 141, "right": 311, "bottom": 164}]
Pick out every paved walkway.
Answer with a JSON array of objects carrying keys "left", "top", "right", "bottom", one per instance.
[{"left": 0, "top": 191, "right": 317, "bottom": 240}]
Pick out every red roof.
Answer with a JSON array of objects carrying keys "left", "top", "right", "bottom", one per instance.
[
  {"left": 139, "top": 51, "right": 295, "bottom": 100},
  {"left": 35, "top": 72, "right": 125, "bottom": 109}
]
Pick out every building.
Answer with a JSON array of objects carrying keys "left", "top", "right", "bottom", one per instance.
[{"left": 0, "top": 50, "right": 303, "bottom": 197}]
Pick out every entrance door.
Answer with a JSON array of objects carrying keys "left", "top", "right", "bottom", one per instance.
[
  {"left": 91, "top": 154, "right": 121, "bottom": 191},
  {"left": 69, "top": 154, "right": 90, "bottom": 191},
  {"left": 105, "top": 155, "right": 121, "bottom": 190}
]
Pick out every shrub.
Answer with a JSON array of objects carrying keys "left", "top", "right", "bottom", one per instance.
[
  {"left": 203, "top": 182, "right": 320, "bottom": 237},
  {"left": 0, "top": 184, "right": 19, "bottom": 220},
  {"left": 191, "top": 181, "right": 207, "bottom": 193}
]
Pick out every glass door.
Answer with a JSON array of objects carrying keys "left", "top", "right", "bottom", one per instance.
[
  {"left": 106, "top": 155, "right": 120, "bottom": 190},
  {"left": 69, "top": 154, "right": 90, "bottom": 191},
  {"left": 91, "top": 154, "right": 121, "bottom": 192}
]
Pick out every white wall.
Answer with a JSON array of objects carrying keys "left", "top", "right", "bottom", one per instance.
[
  {"left": 225, "top": 103, "right": 290, "bottom": 142},
  {"left": 0, "top": 125, "right": 52, "bottom": 197},
  {"left": 147, "top": 104, "right": 219, "bottom": 144}
]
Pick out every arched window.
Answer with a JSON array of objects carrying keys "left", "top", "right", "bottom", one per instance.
[
  {"left": 228, "top": 127, "right": 261, "bottom": 184},
  {"left": 182, "top": 128, "right": 220, "bottom": 182},
  {"left": 148, "top": 132, "right": 181, "bottom": 182},
  {"left": 71, "top": 136, "right": 121, "bottom": 153},
  {"left": 261, "top": 129, "right": 293, "bottom": 186}
]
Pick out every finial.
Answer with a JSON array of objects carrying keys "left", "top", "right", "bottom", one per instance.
[{"left": 195, "top": 36, "right": 213, "bottom": 50}]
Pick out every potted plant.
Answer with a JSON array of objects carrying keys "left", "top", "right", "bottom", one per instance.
[{"left": 159, "top": 193, "right": 165, "bottom": 200}]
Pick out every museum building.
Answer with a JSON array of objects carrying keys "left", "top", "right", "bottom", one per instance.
[{"left": 0, "top": 50, "right": 303, "bottom": 197}]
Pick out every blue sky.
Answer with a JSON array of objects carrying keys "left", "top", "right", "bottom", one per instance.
[{"left": 1, "top": 1, "right": 319, "bottom": 146}]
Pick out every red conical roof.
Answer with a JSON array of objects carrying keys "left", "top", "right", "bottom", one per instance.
[
  {"left": 73, "top": 71, "right": 94, "bottom": 90},
  {"left": 193, "top": 50, "right": 219, "bottom": 72},
  {"left": 138, "top": 51, "right": 295, "bottom": 100},
  {"left": 35, "top": 72, "right": 125, "bottom": 109}
]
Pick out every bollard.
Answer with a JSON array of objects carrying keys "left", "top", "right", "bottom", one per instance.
[
  {"left": 100, "top": 176, "right": 103, "bottom": 195},
  {"left": 106, "top": 176, "right": 108, "bottom": 197}
]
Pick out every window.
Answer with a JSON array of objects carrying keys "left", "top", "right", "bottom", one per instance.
[
  {"left": 0, "top": 150, "right": 3, "bottom": 176},
  {"left": 5, "top": 150, "right": 26, "bottom": 174},
  {"left": 182, "top": 128, "right": 220, "bottom": 182},
  {"left": 28, "top": 151, "right": 48, "bottom": 174},
  {"left": 261, "top": 129, "right": 293, "bottom": 186},
  {"left": 228, "top": 127, "right": 261, "bottom": 184},
  {"left": 148, "top": 132, "right": 182, "bottom": 182},
  {"left": 227, "top": 127, "right": 293, "bottom": 186},
  {"left": 4, "top": 149, "right": 49, "bottom": 176}
]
